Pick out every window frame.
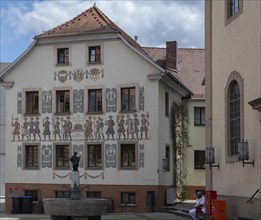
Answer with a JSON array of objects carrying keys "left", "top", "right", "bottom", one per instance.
[
  {"left": 88, "top": 46, "right": 101, "bottom": 63},
  {"left": 225, "top": 71, "right": 244, "bottom": 162},
  {"left": 22, "top": 88, "right": 42, "bottom": 116},
  {"left": 23, "top": 144, "right": 40, "bottom": 170},
  {"left": 118, "top": 84, "right": 139, "bottom": 113},
  {"left": 194, "top": 150, "right": 205, "bottom": 170},
  {"left": 165, "top": 92, "right": 169, "bottom": 117},
  {"left": 85, "top": 86, "right": 105, "bottom": 114},
  {"left": 86, "top": 143, "right": 104, "bottom": 170},
  {"left": 86, "top": 42, "right": 103, "bottom": 65},
  {"left": 194, "top": 107, "right": 205, "bottom": 126},
  {"left": 54, "top": 144, "right": 71, "bottom": 170},
  {"left": 53, "top": 87, "right": 72, "bottom": 115},
  {"left": 55, "top": 45, "right": 71, "bottom": 66},
  {"left": 120, "top": 192, "right": 136, "bottom": 207},
  {"left": 165, "top": 145, "right": 170, "bottom": 172},
  {"left": 119, "top": 142, "right": 137, "bottom": 170},
  {"left": 225, "top": 0, "right": 243, "bottom": 26}
]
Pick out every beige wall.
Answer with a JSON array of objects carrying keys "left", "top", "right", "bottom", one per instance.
[{"left": 205, "top": 0, "right": 261, "bottom": 218}]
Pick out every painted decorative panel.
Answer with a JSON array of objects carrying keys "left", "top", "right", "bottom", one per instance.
[
  {"left": 17, "top": 92, "right": 22, "bottom": 114},
  {"left": 73, "top": 144, "right": 84, "bottom": 168},
  {"left": 139, "top": 143, "right": 144, "bottom": 168},
  {"left": 42, "top": 145, "right": 52, "bottom": 168},
  {"left": 106, "top": 88, "right": 117, "bottom": 112},
  {"left": 42, "top": 90, "right": 52, "bottom": 113},
  {"left": 73, "top": 89, "right": 84, "bottom": 113},
  {"left": 105, "top": 144, "right": 116, "bottom": 168},
  {"left": 139, "top": 86, "right": 144, "bottom": 111},
  {"left": 17, "top": 145, "right": 22, "bottom": 168}
]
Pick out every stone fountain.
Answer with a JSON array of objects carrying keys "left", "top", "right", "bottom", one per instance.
[{"left": 43, "top": 152, "right": 108, "bottom": 220}]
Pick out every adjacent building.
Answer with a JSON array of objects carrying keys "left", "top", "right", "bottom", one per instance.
[
  {"left": 205, "top": 0, "right": 260, "bottom": 218},
  {"left": 0, "top": 6, "right": 205, "bottom": 212}
]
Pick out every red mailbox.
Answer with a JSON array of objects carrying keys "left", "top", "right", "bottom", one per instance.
[{"left": 205, "top": 190, "right": 217, "bottom": 215}]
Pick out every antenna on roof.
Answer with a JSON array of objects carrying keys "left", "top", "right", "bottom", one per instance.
[{"left": 134, "top": 36, "right": 138, "bottom": 41}]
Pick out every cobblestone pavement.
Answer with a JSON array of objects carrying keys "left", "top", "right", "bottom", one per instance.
[{"left": 0, "top": 212, "right": 189, "bottom": 220}]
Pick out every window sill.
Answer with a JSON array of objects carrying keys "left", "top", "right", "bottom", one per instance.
[
  {"left": 24, "top": 113, "right": 40, "bottom": 116},
  {"left": 54, "top": 112, "right": 71, "bottom": 116},
  {"left": 120, "top": 204, "right": 136, "bottom": 207},
  {"left": 86, "top": 111, "right": 104, "bottom": 115},
  {"left": 119, "top": 110, "right": 137, "bottom": 114},
  {"left": 87, "top": 167, "right": 103, "bottom": 170},
  {"left": 87, "top": 61, "right": 102, "bottom": 65},
  {"left": 56, "top": 63, "right": 70, "bottom": 66}
]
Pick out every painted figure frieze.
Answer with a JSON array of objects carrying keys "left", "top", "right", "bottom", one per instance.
[
  {"left": 10, "top": 112, "right": 150, "bottom": 142},
  {"left": 54, "top": 68, "right": 104, "bottom": 83}
]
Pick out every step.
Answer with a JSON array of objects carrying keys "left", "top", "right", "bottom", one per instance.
[{"left": 166, "top": 209, "right": 191, "bottom": 219}]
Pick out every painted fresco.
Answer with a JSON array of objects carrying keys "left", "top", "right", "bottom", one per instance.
[
  {"left": 105, "top": 144, "right": 116, "bottom": 168},
  {"left": 42, "top": 90, "right": 52, "bottom": 113},
  {"left": 42, "top": 145, "right": 52, "bottom": 168},
  {"left": 139, "top": 86, "right": 144, "bottom": 111},
  {"left": 17, "top": 92, "right": 22, "bottom": 114},
  {"left": 106, "top": 88, "right": 117, "bottom": 112},
  {"left": 139, "top": 143, "right": 145, "bottom": 168},
  {"left": 54, "top": 68, "right": 104, "bottom": 83},
  {"left": 73, "top": 89, "right": 84, "bottom": 113},
  {"left": 17, "top": 145, "right": 22, "bottom": 168},
  {"left": 11, "top": 113, "right": 150, "bottom": 142}
]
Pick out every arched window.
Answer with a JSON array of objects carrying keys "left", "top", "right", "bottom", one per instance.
[{"left": 229, "top": 80, "right": 240, "bottom": 156}]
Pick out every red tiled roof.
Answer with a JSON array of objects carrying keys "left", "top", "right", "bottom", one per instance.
[
  {"left": 35, "top": 6, "right": 147, "bottom": 57},
  {"left": 143, "top": 47, "right": 205, "bottom": 99}
]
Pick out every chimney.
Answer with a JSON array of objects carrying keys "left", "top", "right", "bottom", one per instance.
[{"left": 166, "top": 41, "right": 177, "bottom": 70}]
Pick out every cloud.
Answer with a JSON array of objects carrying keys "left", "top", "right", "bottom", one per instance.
[{"left": 1, "top": 0, "right": 204, "bottom": 48}]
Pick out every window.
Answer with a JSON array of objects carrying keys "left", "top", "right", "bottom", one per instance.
[
  {"left": 87, "top": 191, "right": 101, "bottom": 198},
  {"left": 165, "top": 146, "right": 170, "bottom": 172},
  {"left": 229, "top": 81, "right": 240, "bottom": 156},
  {"left": 121, "top": 192, "right": 136, "bottom": 206},
  {"left": 25, "top": 145, "right": 39, "bottom": 169},
  {"left": 89, "top": 46, "right": 101, "bottom": 63},
  {"left": 194, "top": 150, "right": 205, "bottom": 169},
  {"left": 88, "top": 89, "right": 102, "bottom": 113},
  {"left": 165, "top": 92, "right": 169, "bottom": 117},
  {"left": 26, "top": 91, "right": 39, "bottom": 114},
  {"left": 121, "top": 87, "right": 136, "bottom": 112},
  {"left": 57, "top": 48, "right": 69, "bottom": 64},
  {"left": 87, "top": 144, "right": 102, "bottom": 169},
  {"left": 120, "top": 143, "right": 136, "bottom": 169},
  {"left": 194, "top": 107, "right": 205, "bottom": 126},
  {"left": 228, "top": 0, "right": 240, "bottom": 17},
  {"left": 56, "top": 90, "right": 70, "bottom": 114},
  {"left": 55, "top": 145, "right": 70, "bottom": 169}
]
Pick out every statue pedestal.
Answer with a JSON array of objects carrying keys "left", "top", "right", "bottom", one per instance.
[{"left": 43, "top": 198, "right": 108, "bottom": 220}]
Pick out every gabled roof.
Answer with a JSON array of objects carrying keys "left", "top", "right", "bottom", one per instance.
[
  {"left": 35, "top": 6, "right": 147, "bottom": 58},
  {"left": 143, "top": 47, "right": 205, "bottom": 100}
]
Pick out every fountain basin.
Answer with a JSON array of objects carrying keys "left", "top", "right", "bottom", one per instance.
[{"left": 43, "top": 198, "right": 108, "bottom": 220}]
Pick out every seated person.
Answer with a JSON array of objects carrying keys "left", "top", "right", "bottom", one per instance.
[{"left": 189, "top": 191, "right": 206, "bottom": 220}]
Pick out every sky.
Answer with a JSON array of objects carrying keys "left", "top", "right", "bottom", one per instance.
[{"left": 0, "top": 0, "right": 204, "bottom": 63}]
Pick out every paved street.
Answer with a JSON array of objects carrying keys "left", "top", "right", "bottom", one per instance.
[{"left": 0, "top": 212, "right": 188, "bottom": 220}]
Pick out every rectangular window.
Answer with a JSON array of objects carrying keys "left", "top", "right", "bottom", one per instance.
[
  {"left": 56, "top": 90, "right": 70, "bottom": 114},
  {"left": 26, "top": 91, "right": 39, "bottom": 114},
  {"left": 121, "top": 87, "right": 136, "bottom": 112},
  {"left": 87, "top": 144, "right": 102, "bottom": 169},
  {"left": 87, "top": 191, "right": 101, "bottom": 198},
  {"left": 121, "top": 192, "right": 136, "bottom": 206},
  {"left": 228, "top": 0, "right": 240, "bottom": 18},
  {"left": 89, "top": 46, "right": 101, "bottom": 63},
  {"left": 165, "top": 92, "right": 169, "bottom": 117},
  {"left": 120, "top": 144, "right": 136, "bottom": 169},
  {"left": 165, "top": 146, "right": 170, "bottom": 172},
  {"left": 194, "top": 107, "right": 205, "bottom": 126},
  {"left": 88, "top": 89, "right": 102, "bottom": 113},
  {"left": 25, "top": 145, "right": 39, "bottom": 169},
  {"left": 194, "top": 150, "right": 205, "bottom": 169},
  {"left": 55, "top": 145, "right": 70, "bottom": 169},
  {"left": 57, "top": 48, "right": 69, "bottom": 64}
]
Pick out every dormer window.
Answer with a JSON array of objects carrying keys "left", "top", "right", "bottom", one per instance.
[{"left": 57, "top": 48, "right": 69, "bottom": 64}]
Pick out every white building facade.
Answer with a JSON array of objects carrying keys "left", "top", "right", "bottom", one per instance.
[{"left": 0, "top": 6, "right": 192, "bottom": 213}]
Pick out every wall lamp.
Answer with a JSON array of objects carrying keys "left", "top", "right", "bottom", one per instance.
[
  {"left": 238, "top": 140, "right": 254, "bottom": 167},
  {"left": 206, "top": 146, "right": 219, "bottom": 169}
]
